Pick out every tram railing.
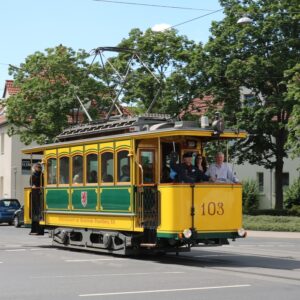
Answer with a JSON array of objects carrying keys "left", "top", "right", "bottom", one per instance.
[{"left": 135, "top": 185, "right": 161, "bottom": 229}]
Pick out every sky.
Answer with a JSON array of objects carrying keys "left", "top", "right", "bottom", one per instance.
[{"left": 0, "top": 0, "right": 224, "bottom": 93}]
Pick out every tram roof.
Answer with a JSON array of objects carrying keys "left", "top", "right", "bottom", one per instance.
[{"left": 22, "top": 116, "right": 246, "bottom": 155}]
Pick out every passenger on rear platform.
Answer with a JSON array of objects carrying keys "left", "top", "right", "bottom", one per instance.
[
  {"left": 206, "top": 152, "right": 239, "bottom": 183},
  {"left": 170, "top": 152, "right": 209, "bottom": 183}
]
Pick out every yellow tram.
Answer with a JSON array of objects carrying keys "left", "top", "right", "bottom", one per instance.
[{"left": 23, "top": 114, "right": 247, "bottom": 255}]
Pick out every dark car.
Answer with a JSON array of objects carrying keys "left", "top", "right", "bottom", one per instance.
[
  {"left": 0, "top": 199, "right": 21, "bottom": 225},
  {"left": 13, "top": 205, "right": 24, "bottom": 227}
]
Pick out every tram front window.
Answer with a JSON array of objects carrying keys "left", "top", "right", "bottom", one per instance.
[{"left": 140, "top": 150, "right": 155, "bottom": 184}]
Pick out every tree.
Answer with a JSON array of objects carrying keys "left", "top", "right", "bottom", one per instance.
[
  {"left": 6, "top": 45, "right": 107, "bottom": 144},
  {"left": 200, "top": 0, "right": 300, "bottom": 209},
  {"left": 285, "top": 63, "right": 300, "bottom": 157},
  {"left": 109, "top": 28, "right": 202, "bottom": 115}
]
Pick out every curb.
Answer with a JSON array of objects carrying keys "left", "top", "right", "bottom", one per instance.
[{"left": 246, "top": 230, "right": 300, "bottom": 239}]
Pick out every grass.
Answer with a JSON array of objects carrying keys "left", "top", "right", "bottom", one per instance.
[{"left": 243, "top": 215, "right": 300, "bottom": 232}]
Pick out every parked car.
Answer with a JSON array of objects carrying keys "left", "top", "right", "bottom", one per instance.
[
  {"left": 13, "top": 205, "right": 24, "bottom": 227},
  {"left": 0, "top": 199, "right": 21, "bottom": 225}
]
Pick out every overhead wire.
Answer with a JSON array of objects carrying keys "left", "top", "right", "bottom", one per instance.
[
  {"left": 93, "top": 0, "right": 223, "bottom": 30},
  {"left": 93, "top": 0, "right": 216, "bottom": 11},
  {"left": 168, "top": 9, "right": 224, "bottom": 29}
]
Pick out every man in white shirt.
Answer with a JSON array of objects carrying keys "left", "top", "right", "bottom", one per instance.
[{"left": 206, "top": 152, "right": 239, "bottom": 183}]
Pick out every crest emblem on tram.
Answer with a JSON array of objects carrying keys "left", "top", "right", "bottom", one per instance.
[{"left": 81, "top": 191, "right": 88, "bottom": 207}]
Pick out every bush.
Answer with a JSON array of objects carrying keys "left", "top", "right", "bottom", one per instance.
[
  {"left": 248, "top": 209, "right": 289, "bottom": 216},
  {"left": 288, "top": 205, "right": 300, "bottom": 216},
  {"left": 243, "top": 215, "right": 300, "bottom": 232},
  {"left": 242, "top": 179, "right": 260, "bottom": 214},
  {"left": 284, "top": 178, "right": 300, "bottom": 209},
  {"left": 246, "top": 208, "right": 300, "bottom": 217}
]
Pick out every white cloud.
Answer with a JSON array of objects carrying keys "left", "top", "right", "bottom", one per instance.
[{"left": 151, "top": 23, "right": 171, "bottom": 32}]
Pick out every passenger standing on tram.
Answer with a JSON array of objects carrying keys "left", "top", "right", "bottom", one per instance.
[
  {"left": 194, "top": 154, "right": 208, "bottom": 173},
  {"left": 170, "top": 152, "right": 209, "bottom": 183},
  {"left": 206, "top": 152, "right": 239, "bottom": 183},
  {"left": 29, "top": 163, "right": 44, "bottom": 235}
]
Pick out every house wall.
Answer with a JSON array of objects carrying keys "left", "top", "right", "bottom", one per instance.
[
  {"left": 1, "top": 82, "right": 42, "bottom": 203},
  {"left": 235, "top": 156, "right": 300, "bottom": 209},
  {"left": 11, "top": 135, "right": 38, "bottom": 202},
  {"left": 0, "top": 122, "right": 41, "bottom": 203},
  {"left": 0, "top": 125, "right": 12, "bottom": 199}
]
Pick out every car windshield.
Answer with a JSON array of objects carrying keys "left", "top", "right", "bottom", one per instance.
[{"left": 0, "top": 199, "right": 21, "bottom": 209}]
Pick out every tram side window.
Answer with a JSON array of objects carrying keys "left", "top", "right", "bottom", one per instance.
[
  {"left": 86, "top": 153, "right": 98, "bottom": 184},
  {"left": 59, "top": 157, "right": 69, "bottom": 184},
  {"left": 72, "top": 155, "right": 83, "bottom": 184},
  {"left": 117, "top": 150, "right": 130, "bottom": 182},
  {"left": 47, "top": 158, "right": 57, "bottom": 184},
  {"left": 101, "top": 152, "right": 114, "bottom": 183},
  {"left": 141, "top": 150, "right": 155, "bottom": 184}
]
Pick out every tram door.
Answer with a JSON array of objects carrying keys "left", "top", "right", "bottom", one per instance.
[{"left": 136, "top": 145, "right": 160, "bottom": 245}]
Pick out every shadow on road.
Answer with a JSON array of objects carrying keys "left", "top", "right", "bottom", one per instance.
[{"left": 139, "top": 250, "right": 300, "bottom": 271}]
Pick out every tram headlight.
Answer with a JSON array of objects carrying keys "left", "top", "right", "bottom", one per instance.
[
  {"left": 183, "top": 229, "right": 192, "bottom": 239},
  {"left": 238, "top": 228, "right": 247, "bottom": 237}
]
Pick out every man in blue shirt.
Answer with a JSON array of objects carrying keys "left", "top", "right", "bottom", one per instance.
[{"left": 206, "top": 152, "right": 239, "bottom": 183}]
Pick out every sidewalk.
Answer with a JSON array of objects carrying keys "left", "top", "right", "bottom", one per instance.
[{"left": 247, "top": 230, "right": 300, "bottom": 239}]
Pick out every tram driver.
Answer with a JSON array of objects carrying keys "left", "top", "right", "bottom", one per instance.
[{"left": 170, "top": 152, "right": 209, "bottom": 183}]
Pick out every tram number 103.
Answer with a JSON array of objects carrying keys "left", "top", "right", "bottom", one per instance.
[{"left": 200, "top": 202, "right": 224, "bottom": 216}]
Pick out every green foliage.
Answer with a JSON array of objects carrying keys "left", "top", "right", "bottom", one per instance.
[
  {"left": 110, "top": 28, "right": 202, "bottom": 114},
  {"left": 6, "top": 45, "right": 108, "bottom": 144},
  {"left": 285, "top": 64, "right": 300, "bottom": 157},
  {"left": 284, "top": 178, "right": 300, "bottom": 209},
  {"left": 199, "top": 0, "right": 300, "bottom": 209},
  {"left": 242, "top": 179, "right": 260, "bottom": 213},
  {"left": 243, "top": 215, "right": 300, "bottom": 232},
  {"left": 202, "top": 140, "right": 228, "bottom": 163},
  {"left": 288, "top": 205, "right": 300, "bottom": 217},
  {"left": 246, "top": 209, "right": 300, "bottom": 217}
]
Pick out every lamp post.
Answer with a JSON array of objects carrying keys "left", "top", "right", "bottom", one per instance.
[{"left": 237, "top": 15, "right": 253, "bottom": 25}]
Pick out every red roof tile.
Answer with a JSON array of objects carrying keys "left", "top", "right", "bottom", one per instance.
[
  {"left": 0, "top": 113, "right": 7, "bottom": 124},
  {"left": 180, "top": 96, "right": 223, "bottom": 118},
  {"left": 3, "top": 80, "right": 20, "bottom": 98}
]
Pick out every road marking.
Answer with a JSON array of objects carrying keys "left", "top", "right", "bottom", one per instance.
[
  {"left": 65, "top": 258, "right": 125, "bottom": 262},
  {"left": 5, "top": 244, "right": 22, "bottom": 248},
  {"left": 5, "top": 249, "right": 26, "bottom": 252},
  {"left": 0, "top": 261, "right": 3, "bottom": 264},
  {"left": 79, "top": 284, "right": 251, "bottom": 297},
  {"left": 32, "top": 271, "right": 184, "bottom": 279}
]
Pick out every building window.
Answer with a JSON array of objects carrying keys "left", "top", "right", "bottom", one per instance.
[
  {"left": 86, "top": 153, "right": 98, "bottom": 184},
  {"left": 0, "top": 133, "right": 4, "bottom": 154},
  {"left": 101, "top": 152, "right": 114, "bottom": 183},
  {"left": 0, "top": 176, "right": 3, "bottom": 197},
  {"left": 243, "top": 94, "right": 256, "bottom": 107},
  {"left": 282, "top": 172, "right": 290, "bottom": 188},
  {"left": 257, "top": 172, "right": 264, "bottom": 192}
]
